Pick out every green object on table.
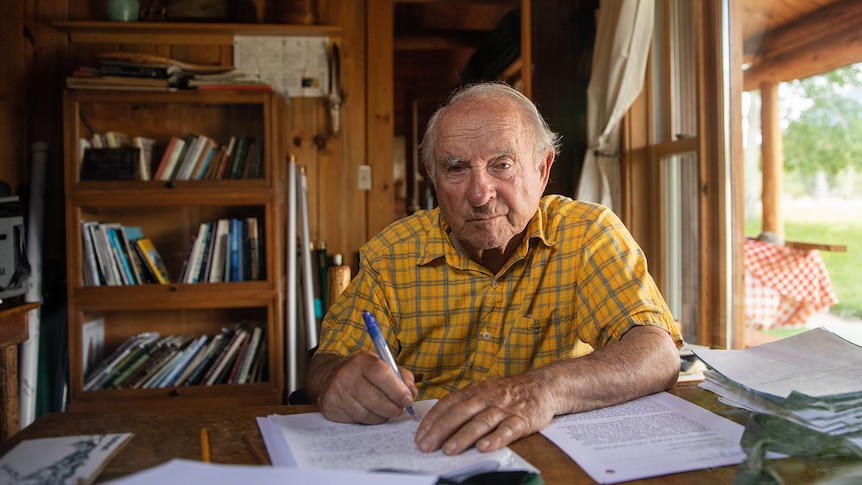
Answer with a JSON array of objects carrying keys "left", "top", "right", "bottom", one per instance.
[{"left": 733, "top": 413, "right": 862, "bottom": 485}]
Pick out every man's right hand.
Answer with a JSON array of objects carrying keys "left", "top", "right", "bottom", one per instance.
[{"left": 307, "top": 351, "right": 417, "bottom": 424}]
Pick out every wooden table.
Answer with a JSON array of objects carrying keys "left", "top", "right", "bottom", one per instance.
[
  {"left": 0, "top": 382, "right": 856, "bottom": 484},
  {"left": 0, "top": 302, "right": 37, "bottom": 440}
]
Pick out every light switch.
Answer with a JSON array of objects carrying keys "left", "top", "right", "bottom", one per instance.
[{"left": 358, "top": 165, "right": 372, "bottom": 191}]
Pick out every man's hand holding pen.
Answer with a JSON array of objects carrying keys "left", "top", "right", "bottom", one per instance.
[{"left": 313, "top": 351, "right": 418, "bottom": 425}]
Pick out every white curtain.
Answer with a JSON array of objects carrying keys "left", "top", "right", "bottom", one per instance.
[{"left": 575, "top": 0, "right": 654, "bottom": 212}]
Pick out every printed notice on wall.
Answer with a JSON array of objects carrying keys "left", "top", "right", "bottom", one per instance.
[{"left": 233, "top": 36, "right": 329, "bottom": 98}]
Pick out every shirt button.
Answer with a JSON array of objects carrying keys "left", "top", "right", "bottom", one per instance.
[
  {"left": 491, "top": 280, "right": 499, "bottom": 288},
  {"left": 481, "top": 331, "right": 491, "bottom": 340}
]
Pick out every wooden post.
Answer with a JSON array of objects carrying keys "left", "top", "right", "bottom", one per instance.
[{"left": 760, "top": 81, "right": 783, "bottom": 238}]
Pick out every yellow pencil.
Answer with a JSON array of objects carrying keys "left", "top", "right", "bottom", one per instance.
[{"left": 200, "top": 427, "right": 211, "bottom": 462}]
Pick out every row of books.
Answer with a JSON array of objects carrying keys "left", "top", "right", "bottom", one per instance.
[
  {"left": 77, "top": 131, "right": 261, "bottom": 182},
  {"left": 154, "top": 134, "right": 261, "bottom": 182},
  {"left": 180, "top": 218, "right": 264, "bottom": 284},
  {"left": 81, "top": 222, "right": 171, "bottom": 287},
  {"left": 83, "top": 324, "right": 267, "bottom": 390}
]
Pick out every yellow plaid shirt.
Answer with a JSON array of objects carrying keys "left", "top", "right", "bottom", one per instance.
[{"left": 316, "top": 195, "right": 681, "bottom": 400}]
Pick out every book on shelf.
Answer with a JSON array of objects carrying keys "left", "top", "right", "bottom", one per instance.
[
  {"left": 123, "top": 226, "right": 155, "bottom": 284},
  {"left": 237, "top": 326, "right": 264, "bottom": 384},
  {"left": 208, "top": 219, "right": 231, "bottom": 283},
  {"left": 80, "top": 221, "right": 102, "bottom": 286},
  {"left": 154, "top": 136, "right": 187, "bottom": 181},
  {"left": 227, "top": 136, "right": 254, "bottom": 179},
  {"left": 242, "top": 139, "right": 263, "bottom": 179},
  {"left": 228, "top": 218, "right": 244, "bottom": 282},
  {"left": 86, "top": 222, "right": 122, "bottom": 286},
  {"left": 227, "top": 333, "right": 251, "bottom": 383},
  {"left": 205, "top": 327, "right": 250, "bottom": 386},
  {"left": 182, "top": 222, "right": 211, "bottom": 284},
  {"left": 132, "top": 136, "right": 157, "bottom": 181},
  {"left": 214, "top": 136, "right": 236, "bottom": 180},
  {"left": 66, "top": 74, "right": 179, "bottom": 92},
  {"left": 193, "top": 140, "right": 218, "bottom": 180},
  {"left": 104, "top": 131, "right": 130, "bottom": 148},
  {"left": 135, "top": 238, "right": 171, "bottom": 284},
  {"left": 247, "top": 217, "right": 262, "bottom": 280},
  {"left": 102, "top": 223, "right": 137, "bottom": 286}
]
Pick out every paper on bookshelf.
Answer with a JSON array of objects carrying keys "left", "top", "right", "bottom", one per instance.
[
  {"left": 0, "top": 433, "right": 133, "bottom": 485},
  {"left": 257, "top": 400, "right": 538, "bottom": 481}
]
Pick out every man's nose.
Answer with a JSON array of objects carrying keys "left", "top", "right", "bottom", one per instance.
[{"left": 467, "top": 170, "right": 495, "bottom": 206}]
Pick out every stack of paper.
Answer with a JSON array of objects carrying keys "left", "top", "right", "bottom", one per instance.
[{"left": 693, "top": 327, "right": 862, "bottom": 445}]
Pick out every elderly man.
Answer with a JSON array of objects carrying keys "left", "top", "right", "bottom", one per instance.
[{"left": 306, "top": 82, "right": 681, "bottom": 456}]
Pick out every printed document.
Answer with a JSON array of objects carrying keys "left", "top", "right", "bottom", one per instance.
[
  {"left": 540, "top": 392, "right": 746, "bottom": 484},
  {"left": 258, "top": 400, "right": 537, "bottom": 481}
]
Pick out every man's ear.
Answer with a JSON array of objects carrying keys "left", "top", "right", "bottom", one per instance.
[{"left": 539, "top": 149, "right": 555, "bottom": 189}]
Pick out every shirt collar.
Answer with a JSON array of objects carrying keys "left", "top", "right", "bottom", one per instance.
[{"left": 418, "top": 198, "right": 557, "bottom": 267}]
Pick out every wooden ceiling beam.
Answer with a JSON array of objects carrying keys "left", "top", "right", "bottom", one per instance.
[{"left": 743, "top": 0, "right": 862, "bottom": 90}]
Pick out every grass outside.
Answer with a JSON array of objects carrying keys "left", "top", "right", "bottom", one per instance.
[{"left": 745, "top": 219, "right": 862, "bottom": 318}]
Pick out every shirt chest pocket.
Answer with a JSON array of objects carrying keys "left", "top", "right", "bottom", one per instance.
[{"left": 495, "top": 306, "right": 584, "bottom": 376}]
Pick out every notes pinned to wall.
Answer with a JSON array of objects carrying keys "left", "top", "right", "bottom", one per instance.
[{"left": 233, "top": 36, "right": 329, "bottom": 98}]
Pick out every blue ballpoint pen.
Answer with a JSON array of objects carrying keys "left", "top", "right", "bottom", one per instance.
[{"left": 362, "top": 310, "right": 416, "bottom": 418}]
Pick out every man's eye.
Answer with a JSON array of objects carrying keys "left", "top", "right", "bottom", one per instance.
[
  {"left": 490, "top": 162, "right": 513, "bottom": 175},
  {"left": 446, "top": 165, "right": 467, "bottom": 174}
]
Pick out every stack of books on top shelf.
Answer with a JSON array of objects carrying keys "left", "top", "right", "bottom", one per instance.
[
  {"left": 81, "top": 222, "right": 171, "bottom": 287},
  {"left": 154, "top": 134, "right": 261, "bottom": 181},
  {"left": 180, "top": 217, "right": 263, "bottom": 284},
  {"left": 66, "top": 51, "right": 233, "bottom": 92},
  {"left": 83, "top": 324, "right": 267, "bottom": 390}
]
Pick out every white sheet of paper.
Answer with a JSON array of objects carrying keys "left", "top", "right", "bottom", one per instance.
[
  {"left": 540, "top": 392, "right": 746, "bottom": 484},
  {"left": 258, "top": 400, "right": 537, "bottom": 480},
  {"left": 693, "top": 327, "right": 862, "bottom": 399},
  {"left": 103, "top": 459, "right": 436, "bottom": 485}
]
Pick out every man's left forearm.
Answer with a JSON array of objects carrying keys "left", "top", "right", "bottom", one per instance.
[{"left": 536, "top": 325, "right": 680, "bottom": 416}]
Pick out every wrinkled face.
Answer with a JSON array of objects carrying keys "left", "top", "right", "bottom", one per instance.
[{"left": 430, "top": 97, "right": 553, "bottom": 256}]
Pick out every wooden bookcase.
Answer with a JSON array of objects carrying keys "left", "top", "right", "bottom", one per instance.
[{"left": 63, "top": 89, "right": 287, "bottom": 412}]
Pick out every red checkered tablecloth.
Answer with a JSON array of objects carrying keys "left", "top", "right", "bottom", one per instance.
[{"left": 744, "top": 238, "right": 838, "bottom": 330}]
